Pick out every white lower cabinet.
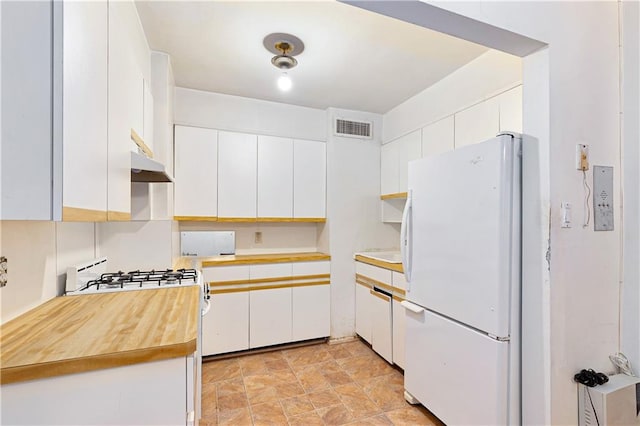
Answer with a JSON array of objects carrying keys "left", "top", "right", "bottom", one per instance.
[
  {"left": 203, "top": 261, "right": 330, "bottom": 355},
  {"left": 370, "top": 289, "right": 393, "bottom": 363},
  {"left": 293, "top": 284, "right": 330, "bottom": 341},
  {"left": 355, "top": 282, "right": 372, "bottom": 344},
  {"left": 250, "top": 287, "right": 292, "bottom": 348},
  {"left": 392, "top": 298, "right": 406, "bottom": 369},
  {"left": 355, "top": 261, "right": 407, "bottom": 368},
  {"left": 1, "top": 357, "right": 192, "bottom": 425},
  {"left": 202, "top": 291, "right": 249, "bottom": 356}
]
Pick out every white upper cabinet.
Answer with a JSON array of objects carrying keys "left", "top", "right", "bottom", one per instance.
[
  {"left": 174, "top": 126, "right": 218, "bottom": 218},
  {"left": 421, "top": 116, "right": 454, "bottom": 158},
  {"left": 107, "top": 2, "right": 137, "bottom": 220},
  {"left": 381, "top": 141, "right": 399, "bottom": 195},
  {"left": 498, "top": 86, "right": 523, "bottom": 133},
  {"left": 257, "top": 136, "right": 293, "bottom": 219},
  {"left": 397, "top": 130, "right": 422, "bottom": 193},
  {"left": 1, "top": 1, "right": 111, "bottom": 220},
  {"left": 62, "top": 0, "right": 108, "bottom": 218},
  {"left": 381, "top": 129, "right": 421, "bottom": 195},
  {"left": 293, "top": 139, "right": 326, "bottom": 219},
  {"left": 218, "top": 131, "right": 257, "bottom": 218},
  {"left": 454, "top": 97, "right": 500, "bottom": 148}
]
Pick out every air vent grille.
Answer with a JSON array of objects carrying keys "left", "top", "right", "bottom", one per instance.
[{"left": 335, "top": 119, "right": 372, "bottom": 139}]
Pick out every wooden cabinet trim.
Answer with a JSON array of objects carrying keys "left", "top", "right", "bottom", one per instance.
[
  {"left": 107, "top": 210, "right": 131, "bottom": 221},
  {"left": 201, "top": 252, "right": 330, "bottom": 267},
  {"left": 355, "top": 274, "right": 405, "bottom": 296},
  {"left": 380, "top": 192, "right": 408, "bottom": 200},
  {"left": 130, "top": 128, "right": 153, "bottom": 158},
  {"left": 63, "top": 206, "right": 108, "bottom": 222},
  {"left": 209, "top": 273, "right": 330, "bottom": 287},
  {"left": 354, "top": 256, "right": 404, "bottom": 273},
  {"left": 173, "top": 216, "right": 218, "bottom": 222},
  {"left": 210, "top": 280, "right": 330, "bottom": 294},
  {"left": 370, "top": 289, "right": 391, "bottom": 302}
]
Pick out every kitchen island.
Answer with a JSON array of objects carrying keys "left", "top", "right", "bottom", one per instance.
[{"left": 1, "top": 286, "right": 201, "bottom": 425}]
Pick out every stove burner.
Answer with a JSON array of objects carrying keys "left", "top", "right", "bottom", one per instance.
[{"left": 81, "top": 268, "right": 198, "bottom": 291}]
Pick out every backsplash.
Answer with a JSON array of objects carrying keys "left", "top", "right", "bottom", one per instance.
[{"left": 178, "top": 222, "right": 320, "bottom": 254}]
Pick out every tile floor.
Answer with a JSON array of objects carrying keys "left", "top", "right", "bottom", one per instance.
[{"left": 200, "top": 339, "right": 444, "bottom": 425}]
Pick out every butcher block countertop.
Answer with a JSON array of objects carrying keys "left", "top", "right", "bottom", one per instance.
[
  {"left": 354, "top": 253, "right": 404, "bottom": 273},
  {"left": 174, "top": 251, "right": 330, "bottom": 270},
  {"left": 0, "top": 286, "right": 200, "bottom": 385}
]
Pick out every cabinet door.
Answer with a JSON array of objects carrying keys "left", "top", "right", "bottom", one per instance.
[
  {"left": 250, "top": 287, "right": 292, "bottom": 348},
  {"left": 202, "top": 292, "right": 249, "bottom": 355},
  {"left": 422, "top": 117, "right": 454, "bottom": 158},
  {"left": 397, "top": 130, "right": 422, "bottom": 193},
  {"left": 107, "top": 3, "right": 134, "bottom": 219},
  {"left": 293, "top": 139, "right": 326, "bottom": 219},
  {"left": 454, "top": 98, "right": 500, "bottom": 148},
  {"left": 143, "top": 79, "right": 154, "bottom": 152},
  {"left": 498, "top": 86, "right": 523, "bottom": 133},
  {"left": 355, "top": 282, "right": 372, "bottom": 344},
  {"left": 392, "top": 298, "right": 406, "bottom": 369},
  {"left": 381, "top": 141, "right": 399, "bottom": 195},
  {"left": 292, "top": 284, "right": 330, "bottom": 341},
  {"left": 62, "top": 0, "right": 108, "bottom": 218},
  {"left": 218, "top": 131, "right": 257, "bottom": 218},
  {"left": 174, "top": 126, "right": 218, "bottom": 218},
  {"left": 257, "top": 135, "right": 293, "bottom": 218},
  {"left": 370, "top": 289, "right": 393, "bottom": 363}
]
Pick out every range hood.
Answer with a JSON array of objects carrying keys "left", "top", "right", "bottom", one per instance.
[{"left": 131, "top": 151, "right": 173, "bottom": 183}]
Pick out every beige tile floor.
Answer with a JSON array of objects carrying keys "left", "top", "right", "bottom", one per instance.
[{"left": 200, "top": 339, "right": 445, "bottom": 425}]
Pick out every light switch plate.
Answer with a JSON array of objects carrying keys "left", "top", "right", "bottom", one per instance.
[{"left": 593, "top": 166, "right": 614, "bottom": 231}]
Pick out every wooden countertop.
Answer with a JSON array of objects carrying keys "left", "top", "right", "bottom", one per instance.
[
  {"left": 354, "top": 254, "right": 404, "bottom": 273},
  {"left": 174, "top": 252, "right": 330, "bottom": 269},
  {"left": 0, "top": 286, "right": 200, "bottom": 385}
]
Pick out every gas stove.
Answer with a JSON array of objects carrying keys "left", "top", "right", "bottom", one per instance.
[{"left": 65, "top": 257, "right": 206, "bottom": 296}]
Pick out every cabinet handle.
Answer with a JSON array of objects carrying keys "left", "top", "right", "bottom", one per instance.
[
  {"left": 400, "top": 190, "right": 413, "bottom": 286},
  {"left": 370, "top": 289, "right": 390, "bottom": 302},
  {"left": 400, "top": 300, "right": 424, "bottom": 314}
]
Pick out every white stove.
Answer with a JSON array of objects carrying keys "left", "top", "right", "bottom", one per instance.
[{"left": 65, "top": 257, "right": 208, "bottom": 298}]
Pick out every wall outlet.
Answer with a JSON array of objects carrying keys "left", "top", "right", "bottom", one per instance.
[
  {"left": 0, "top": 256, "right": 7, "bottom": 287},
  {"left": 254, "top": 231, "right": 263, "bottom": 244},
  {"left": 561, "top": 202, "right": 572, "bottom": 228},
  {"left": 576, "top": 144, "right": 589, "bottom": 171}
]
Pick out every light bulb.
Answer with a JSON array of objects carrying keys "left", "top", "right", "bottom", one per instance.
[{"left": 277, "top": 72, "right": 292, "bottom": 91}]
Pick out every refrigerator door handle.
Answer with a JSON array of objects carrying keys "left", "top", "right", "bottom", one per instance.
[
  {"left": 400, "top": 300, "right": 424, "bottom": 314},
  {"left": 400, "top": 190, "right": 413, "bottom": 285}
]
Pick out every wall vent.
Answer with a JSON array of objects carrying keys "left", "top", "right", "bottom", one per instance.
[{"left": 335, "top": 118, "right": 372, "bottom": 139}]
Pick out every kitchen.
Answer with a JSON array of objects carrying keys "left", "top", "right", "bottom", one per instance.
[{"left": 1, "top": 1, "right": 638, "bottom": 426}]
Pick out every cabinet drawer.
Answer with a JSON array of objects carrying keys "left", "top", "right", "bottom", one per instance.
[
  {"left": 292, "top": 261, "right": 330, "bottom": 276},
  {"left": 249, "top": 263, "right": 292, "bottom": 280},
  {"left": 203, "top": 265, "right": 249, "bottom": 283},
  {"left": 356, "top": 262, "right": 392, "bottom": 285}
]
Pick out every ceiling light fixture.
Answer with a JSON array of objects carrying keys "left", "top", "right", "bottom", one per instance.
[{"left": 263, "top": 33, "right": 304, "bottom": 92}]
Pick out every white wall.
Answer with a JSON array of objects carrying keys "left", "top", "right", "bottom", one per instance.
[
  {"left": 0, "top": 221, "right": 95, "bottom": 323},
  {"left": 383, "top": 49, "right": 521, "bottom": 142},
  {"left": 325, "top": 108, "right": 399, "bottom": 339},
  {"left": 356, "top": 2, "right": 623, "bottom": 424},
  {"left": 174, "top": 88, "right": 326, "bottom": 142},
  {"left": 621, "top": 0, "right": 640, "bottom": 377},
  {"left": 96, "top": 221, "right": 174, "bottom": 272}
]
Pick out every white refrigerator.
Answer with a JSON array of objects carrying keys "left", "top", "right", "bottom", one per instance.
[{"left": 400, "top": 133, "right": 522, "bottom": 425}]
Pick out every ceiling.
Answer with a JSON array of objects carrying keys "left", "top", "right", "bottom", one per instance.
[{"left": 136, "top": 1, "right": 488, "bottom": 114}]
